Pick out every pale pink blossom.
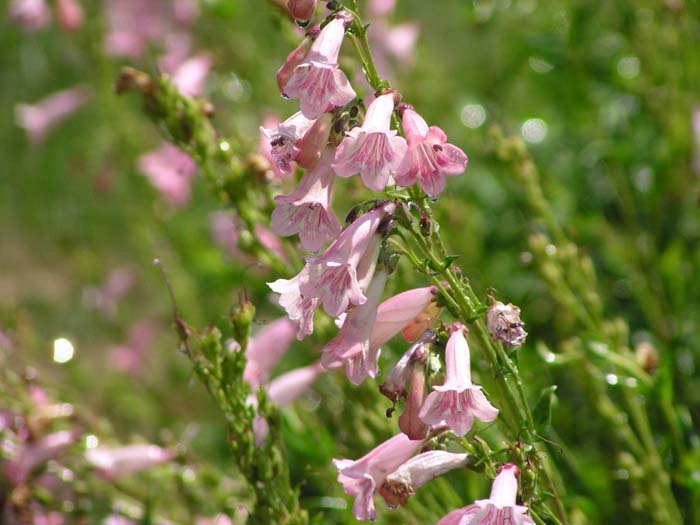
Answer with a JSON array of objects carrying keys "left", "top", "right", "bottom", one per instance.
[
  {"left": 243, "top": 317, "right": 298, "bottom": 389},
  {"left": 137, "top": 143, "right": 197, "bottom": 206},
  {"left": 395, "top": 108, "right": 468, "bottom": 196},
  {"left": 270, "top": 148, "right": 341, "bottom": 252},
  {"left": 35, "top": 511, "right": 65, "bottom": 525},
  {"left": 367, "top": 0, "right": 395, "bottom": 17},
  {"left": 159, "top": 33, "right": 193, "bottom": 74},
  {"left": 419, "top": 323, "right": 498, "bottom": 436},
  {"left": 172, "top": 0, "right": 199, "bottom": 24},
  {"left": 195, "top": 515, "right": 233, "bottom": 525},
  {"left": 82, "top": 267, "right": 135, "bottom": 319},
  {"left": 170, "top": 53, "right": 212, "bottom": 97},
  {"left": 15, "top": 86, "right": 87, "bottom": 144},
  {"left": 259, "top": 115, "right": 289, "bottom": 181},
  {"left": 261, "top": 112, "right": 316, "bottom": 175},
  {"left": 255, "top": 224, "right": 290, "bottom": 263},
  {"left": 287, "top": 0, "right": 317, "bottom": 21},
  {"left": 4, "top": 429, "right": 82, "bottom": 486},
  {"left": 104, "top": 0, "right": 166, "bottom": 58},
  {"left": 379, "top": 451, "right": 470, "bottom": 507},
  {"left": 277, "top": 33, "right": 314, "bottom": 96},
  {"left": 369, "top": 21, "right": 420, "bottom": 78},
  {"left": 86, "top": 444, "right": 174, "bottom": 480},
  {"left": 210, "top": 211, "right": 240, "bottom": 255},
  {"left": 56, "top": 0, "right": 83, "bottom": 32},
  {"left": 109, "top": 321, "right": 157, "bottom": 375},
  {"left": 283, "top": 18, "right": 356, "bottom": 119},
  {"left": 437, "top": 464, "right": 534, "bottom": 525},
  {"left": 321, "top": 269, "right": 388, "bottom": 385},
  {"left": 333, "top": 433, "right": 424, "bottom": 520},
  {"left": 268, "top": 269, "right": 320, "bottom": 340},
  {"left": 333, "top": 94, "right": 408, "bottom": 191},
  {"left": 486, "top": 301, "right": 527, "bottom": 348},
  {"left": 300, "top": 202, "right": 395, "bottom": 317},
  {"left": 8, "top": 0, "right": 50, "bottom": 31}
]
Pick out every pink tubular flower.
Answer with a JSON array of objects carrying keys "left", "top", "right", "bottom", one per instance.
[
  {"left": 268, "top": 269, "right": 320, "bottom": 340},
  {"left": 333, "top": 433, "right": 424, "bottom": 521},
  {"left": 170, "top": 53, "right": 212, "bottom": 97},
  {"left": 287, "top": 0, "right": 316, "bottom": 21},
  {"left": 56, "top": 0, "right": 83, "bottom": 32},
  {"left": 8, "top": 0, "right": 50, "bottom": 32},
  {"left": 270, "top": 148, "right": 341, "bottom": 252},
  {"left": 15, "top": 86, "right": 87, "bottom": 144},
  {"left": 379, "top": 451, "right": 470, "bottom": 507},
  {"left": 138, "top": 143, "right": 198, "bottom": 206},
  {"left": 283, "top": 18, "right": 357, "bottom": 119},
  {"left": 4, "top": 430, "right": 82, "bottom": 486},
  {"left": 86, "top": 444, "right": 173, "bottom": 480},
  {"left": 261, "top": 112, "right": 316, "bottom": 175},
  {"left": 395, "top": 108, "right": 468, "bottom": 196},
  {"left": 333, "top": 94, "right": 408, "bottom": 191},
  {"left": 243, "top": 317, "right": 298, "bottom": 389},
  {"left": 277, "top": 34, "right": 314, "bottom": 95},
  {"left": 419, "top": 323, "right": 498, "bottom": 436},
  {"left": 437, "top": 464, "right": 534, "bottom": 525},
  {"left": 300, "top": 202, "right": 395, "bottom": 317},
  {"left": 321, "top": 269, "right": 388, "bottom": 385}
]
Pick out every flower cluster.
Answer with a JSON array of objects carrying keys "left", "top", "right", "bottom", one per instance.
[{"left": 260, "top": 6, "right": 533, "bottom": 522}]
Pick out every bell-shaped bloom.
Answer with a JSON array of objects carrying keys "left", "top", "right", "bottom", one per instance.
[
  {"left": 437, "top": 464, "right": 534, "bottom": 525},
  {"left": 419, "top": 323, "right": 498, "bottom": 436},
  {"left": 268, "top": 269, "right": 320, "bottom": 340},
  {"left": 287, "top": 0, "right": 316, "bottom": 21},
  {"left": 486, "top": 301, "right": 527, "bottom": 348},
  {"left": 15, "top": 86, "right": 87, "bottom": 144},
  {"left": 380, "top": 337, "right": 431, "bottom": 403},
  {"left": 395, "top": 108, "right": 468, "bottom": 196},
  {"left": 283, "top": 18, "right": 356, "bottom": 119},
  {"left": 170, "top": 53, "right": 212, "bottom": 98},
  {"left": 379, "top": 451, "right": 470, "bottom": 507},
  {"left": 333, "top": 433, "right": 424, "bottom": 521},
  {"left": 369, "top": 285, "right": 437, "bottom": 353},
  {"left": 333, "top": 94, "right": 408, "bottom": 191},
  {"left": 8, "top": 0, "right": 50, "bottom": 32},
  {"left": 56, "top": 0, "right": 83, "bottom": 31},
  {"left": 137, "top": 143, "right": 197, "bottom": 206},
  {"left": 86, "top": 444, "right": 173, "bottom": 480},
  {"left": 270, "top": 148, "right": 341, "bottom": 252},
  {"left": 4, "top": 429, "right": 82, "bottom": 486},
  {"left": 300, "top": 202, "right": 394, "bottom": 317},
  {"left": 321, "top": 269, "right": 388, "bottom": 385},
  {"left": 243, "top": 317, "right": 297, "bottom": 389}
]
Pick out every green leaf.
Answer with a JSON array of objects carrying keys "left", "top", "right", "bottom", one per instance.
[{"left": 533, "top": 385, "right": 558, "bottom": 436}]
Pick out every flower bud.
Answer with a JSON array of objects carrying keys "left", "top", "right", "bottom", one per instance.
[
  {"left": 486, "top": 301, "right": 527, "bottom": 348},
  {"left": 398, "top": 364, "right": 428, "bottom": 439},
  {"left": 287, "top": 0, "right": 317, "bottom": 22}
]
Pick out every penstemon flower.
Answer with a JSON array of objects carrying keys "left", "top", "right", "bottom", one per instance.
[
  {"left": 333, "top": 93, "right": 408, "bottom": 191},
  {"left": 419, "top": 323, "right": 498, "bottom": 436},
  {"left": 86, "top": 444, "right": 174, "bottom": 480},
  {"left": 243, "top": 316, "right": 298, "bottom": 389},
  {"left": 261, "top": 111, "right": 317, "bottom": 175},
  {"left": 270, "top": 147, "right": 341, "bottom": 252},
  {"left": 268, "top": 268, "right": 320, "bottom": 340},
  {"left": 369, "top": 285, "right": 438, "bottom": 350},
  {"left": 436, "top": 463, "right": 535, "bottom": 525},
  {"left": 395, "top": 107, "right": 468, "bottom": 196},
  {"left": 137, "top": 143, "right": 198, "bottom": 206},
  {"left": 282, "top": 17, "right": 356, "bottom": 119},
  {"left": 15, "top": 86, "right": 88, "bottom": 144},
  {"left": 333, "top": 433, "right": 424, "bottom": 520}
]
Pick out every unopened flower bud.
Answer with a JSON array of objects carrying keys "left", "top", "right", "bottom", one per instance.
[
  {"left": 635, "top": 341, "right": 659, "bottom": 373},
  {"left": 288, "top": 0, "right": 317, "bottom": 22},
  {"left": 296, "top": 112, "right": 333, "bottom": 169},
  {"left": 231, "top": 296, "right": 256, "bottom": 346},
  {"left": 486, "top": 301, "right": 527, "bottom": 348},
  {"left": 398, "top": 364, "right": 428, "bottom": 439}
]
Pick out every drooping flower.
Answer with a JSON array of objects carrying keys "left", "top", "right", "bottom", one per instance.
[
  {"left": 333, "top": 433, "right": 424, "bottom": 520},
  {"left": 283, "top": 17, "right": 356, "bottom": 119},
  {"left": 321, "top": 269, "right": 388, "bottom": 385},
  {"left": 277, "top": 32, "right": 315, "bottom": 95},
  {"left": 137, "top": 143, "right": 197, "bottom": 206},
  {"left": 300, "top": 202, "right": 395, "bottom": 317},
  {"left": 243, "top": 317, "right": 298, "bottom": 389},
  {"left": 268, "top": 268, "right": 320, "bottom": 340},
  {"left": 270, "top": 148, "right": 341, "bottom": 252},
  {"left": 4, "top": 430, "right": 82, "bottom": 486},
  {"left": 287, "top": 0, "right": 317, "bottom": 22},
  {"left": 395, "top": 108, "right": 468, "bottom": 196},
  {"left": 419, "top": 323, "right": 498, "bottom": 436},
  {"left": 437, "top": 464, "right": 535, "bottom": 525},
  {"left": 379, "top": 451, "right": 470, "bottom": 507},
  {"left": 15, "top": 86, "right": 88, "bottom": 144},
  {"left": 486, "top": 301, "right": 527, "bottom": 348},
  {"left": 56, "top": 0, "right": 83, "bottom": 31},
  {"left": 86, "top": 444, "right": 174, "bottom": 480},
  {"left": 333, "top": 94, "right": 408, "bottom": 191}
]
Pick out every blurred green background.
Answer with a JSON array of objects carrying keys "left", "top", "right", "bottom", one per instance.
[{"left": 1, "top": 0, "right": 699, "bottom": 523}]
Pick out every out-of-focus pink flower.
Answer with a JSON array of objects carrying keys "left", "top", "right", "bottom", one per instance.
[
  {"left": 86, "top": 444, "right": 174, "bottom": 480},
  {"left": 270, "top": 148, "right": 341, "bottom": 253},
  {"left": 15, "top": 87, "right": 87, "bottom": 144},
  {"left": 287, "top": 0, "right": 317, "bottom": 21},
  {"left": 379, "top": 451, "right": 470, "bottom": 507},
  {"left": 283, "top": 18, "right": 356, "bottom": 119},
  {"left": 300, "top": 202, "right": 395, "bottom": 317},
  {"left": 243, "top": 317, "right": 297, "bottom": 389},
  {"left": 103, "top": 514, "right": 137, "bottom": 525},
  {"left": 104, "top": 0, "right": 164, "bottom": 58},
  {"left": 159, "top": 33, "right": 193, "bottom": 74},
  {"left": 333, "top": 94, "right": 407, "bottom": 191},
  {"left": 34, "top": 511, "right": 65, "bottom": 525},
  {"left": 0, "top": 330, "right": 14, "bottom": 351},
  {"left": 333, "top": 433, "right": 424, "bottom": 520},
  {"left": 4, "top": 429, "right": 82, "bottom": 486},
  {"left": 137, "top": 143, "right": 197, "bottom": 206},
  {"left": 268, "top": 269, "right": 320, "bottom": 341},
  {"left": 437, "top": 464, "right": 534, "bottom": 525},
  {"left": 109, "top": 321, "right": 158, "bottom": 375},
  {"left": 395, "top": 108, "right": 468, "bottom": 196},
  {"left": 419, "top": 323, "right": 498, "bottom": 436},
  {"left": 83, "top": 267, "right": 135, "bottom": 319},
  {"left": 56, "top": 0, "right": 83, "bottom": 32},
  {"left": 173, "top": 0, "right": 199, "bottom": 24},
  {"left": 255, "top": 224, "right": 290, "bottom": 263},
  {"left": 8, "top": 0, "right": 50, "bottom": 32},
  {"left": 170, "top": 53, "right": 212, "bottom": 97},
  {"left": 261, "top": 112, "right": 317, "bottom": 175},
  {"left": 321, "top": 269, "right": 388, "bottom": 385},
  {"left": 195, "top": 515, "right": 233, "bottom": 525},
  {"left": 210, "top": 211, "right": 240, "bottom": 255},
  {"left": 367, "top": 0, "right": 395, "bottom": 17},
  {"left": 486, "top": 301, "right": 527, "bottom": 348}
]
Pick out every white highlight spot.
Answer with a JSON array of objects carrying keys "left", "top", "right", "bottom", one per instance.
[
  {"left": 85, "top": 435, "right": 99, "bottom": 449},
  {"left": 53, "top": 338, "right": 74, "bottom": 363},
  {"left": 461, "top": 104, "right": 486, "bottom": 128},
  {"left": 521, "top": 118, "right": 548, "bottom": 144},
  {"left": 606, "top": 374, "right": 619, "bottom": 386}
]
